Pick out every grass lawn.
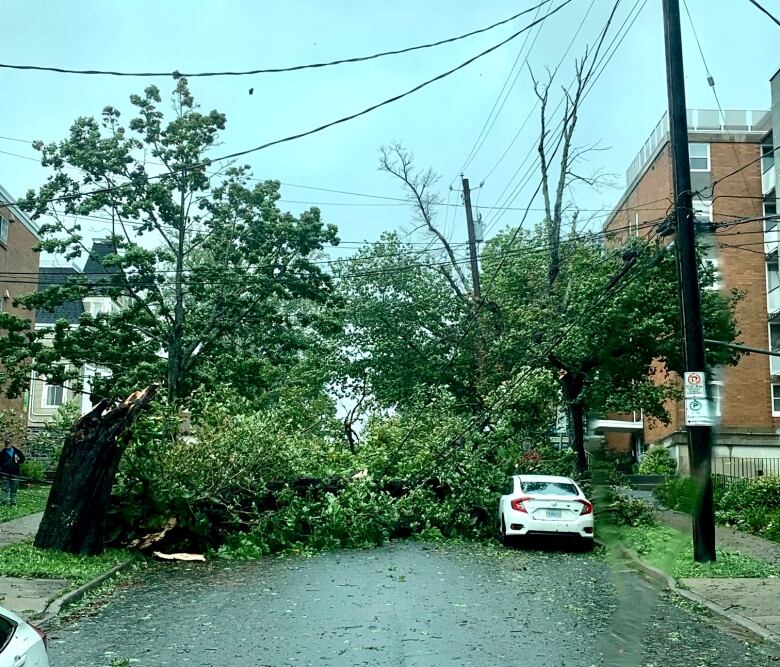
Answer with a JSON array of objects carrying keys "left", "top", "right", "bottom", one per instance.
[
  {"left": 601, "top": 523, "right": 780, "bottom": 579},
  {"left": 0, "top": 484, "right": 50, "bottom": 523},
  {"left": 0, "top": 541, "right": 132, "bottom": 585}
]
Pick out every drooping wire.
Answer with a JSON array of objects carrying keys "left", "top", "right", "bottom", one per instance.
[{"left": 0, "top": 3, "right": 555, "bottom": 78}]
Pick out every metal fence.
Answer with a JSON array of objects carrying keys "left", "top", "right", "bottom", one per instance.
[
  {"left": 711, "top": 457, "right": 780, "bottom": 494},
  {"left": 711, "top": 457, "right": 780, "bottom": 479}
]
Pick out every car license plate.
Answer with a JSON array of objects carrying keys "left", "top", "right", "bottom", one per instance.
[{"left": 546, "top": 509, "right": 562, "bottom": 519}]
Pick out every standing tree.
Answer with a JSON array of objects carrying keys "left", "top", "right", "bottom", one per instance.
[
  {"left": 482, "top": 227, "right": 740, "bottom": 472},
  {"left": 1, "top": 78, "right": 338, "bottom": 405}
]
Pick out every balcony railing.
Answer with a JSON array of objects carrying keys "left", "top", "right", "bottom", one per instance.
[{"left": 625, "top": 108, "right": 771, "bottom": 187}]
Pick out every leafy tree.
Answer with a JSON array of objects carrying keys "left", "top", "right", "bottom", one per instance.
[
  {"left": 482, "top": 226, "right": 740, "bottom": 471},
  {"left": 332, "top": 233, "right": 476, "bottom": 412},
  {"left": 0, "top": 79, "right": 338, "bottom": 404}
]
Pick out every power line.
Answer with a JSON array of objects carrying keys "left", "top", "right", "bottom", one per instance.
[
  {"left": 746, "top": 0, "right": 780, "bottom": 26},
  {"left": 0, "top": 217, "right": 667, "bottom": 286},
  {"left": 1, "top": 1, "right": 577, "bottom": 211},
  {"left": 479, "top": 0, "right": 599, "bottom": 182},
  {"left": 455, "top": 1, "right": 550, "bottom": 179},
  {"left": 0, "top": 3, "right": 555, "bottom": 78},
  {"left": 681, "top": 0, "right": 753, "bottom": 196},
  {"left": 480, "top": 0, "right": 645, "bottom": 236}
]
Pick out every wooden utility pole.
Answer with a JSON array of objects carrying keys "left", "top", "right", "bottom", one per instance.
[
  {"left": 662, "top": 0, "right": 716, "bottom": 562},
  {"left": 462, "top": 177, "right": 482, "bottom": 300}
]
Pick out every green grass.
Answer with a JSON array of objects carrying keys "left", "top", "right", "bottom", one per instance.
[
  {"left": 0, "top": 541, "right": 132, "bottom": 585},
  {"left": 0, "top": 485, "right": 50, "bottom": 523},
  {"left": 602, "top": 523, "right": 780, "bottom": 579}
]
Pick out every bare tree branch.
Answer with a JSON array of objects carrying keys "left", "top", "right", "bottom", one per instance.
[{"left": 379, "top": 143, "right": 471, "bottom": 300}]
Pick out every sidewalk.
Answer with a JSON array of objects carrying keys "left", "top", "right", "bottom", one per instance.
[
  {"left": 0, "top": 512, "right": 69, "bottom": 617},
  {"left": 658, "top": 508, "right": 780, "bottom": 567},
  {"left": 0, "top": 512, "right": 43, "bottom": 547},
  {"left": 629, "top": 498, "right": 780, "bottom": 644}
]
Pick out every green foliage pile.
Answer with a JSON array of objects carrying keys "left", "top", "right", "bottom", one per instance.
[
  {"left": 108, "top": 394, "right": 577, "bottom": 557},
  {"left": 605, "top": 523, "right": 780, "bottom": 579},
  {"left": 637, "top": 446, "right": 676, "bottom": 476}
]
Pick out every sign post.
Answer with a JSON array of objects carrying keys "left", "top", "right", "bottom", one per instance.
[{"left": 684, "top": 372, "right": 712, "bottom": 426}]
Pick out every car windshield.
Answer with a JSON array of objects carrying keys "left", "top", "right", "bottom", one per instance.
[{"left": 521, "top": 481, "right": 578, "bottom": 496}]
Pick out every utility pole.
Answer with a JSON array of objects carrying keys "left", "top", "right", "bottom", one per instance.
[
  {"left": 462, "top": 176, "right": 482, "bottom": 300},
  {"left": 662, "top": 0, "right": 716, "bottom": 562},
  {"left": 462, "top": 176, "right": 484, "bottom": 392}
]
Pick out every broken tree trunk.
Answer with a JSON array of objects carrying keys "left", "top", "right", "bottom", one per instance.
[{"left": 34, "top": 385, "right": 158, "bottom": 555}]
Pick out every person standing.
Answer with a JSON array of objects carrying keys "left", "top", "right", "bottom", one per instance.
[{"left": 0, "top": 438, "right": 25, "bottom": 506}]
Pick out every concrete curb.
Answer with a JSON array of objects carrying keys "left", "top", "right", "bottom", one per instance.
[
  {"left": 610, "top": 542, "right": 780, "bottom": 648},
  {"left": 37, "top": 559, "right": 134, "bottom": 628}
]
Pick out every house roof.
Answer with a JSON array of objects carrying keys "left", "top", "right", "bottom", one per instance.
[
  {"left": 0, "top": 182, "right": 41, "bottom": 240},
  {"left": 83, "top": 241, "right": 119, "bottom": 279},
  {"left": 36, "top": 267, "right": 84, "bottom": 326}
]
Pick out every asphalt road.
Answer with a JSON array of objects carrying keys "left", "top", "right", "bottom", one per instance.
[{"left": 47, "top": 540, "right": 777, "bottom": 667}]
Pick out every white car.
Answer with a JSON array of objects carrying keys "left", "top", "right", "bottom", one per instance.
[
  {"left": 0, "top": 606, "right": 49, "bottom": 667},
  {"left": 498, "top": 474, "right": 594, "bottom": 547}
]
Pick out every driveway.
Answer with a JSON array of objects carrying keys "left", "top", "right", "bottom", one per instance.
[{"left": 48, "top": 540, "right": 776, "bottom": 666}]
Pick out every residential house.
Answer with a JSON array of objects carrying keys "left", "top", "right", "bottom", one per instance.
[
  {"left": 595, "top": 69, "right": 780, "bottom": 472},
  {"left": 28, "top": 241, "right": 120, "bottom": 428},
  {"left": 0, "top": 182, "right": 41, "bottom": 414}
]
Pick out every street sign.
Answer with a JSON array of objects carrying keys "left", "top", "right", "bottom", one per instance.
[
  {"left": 685, "top": 397, "right": 713, "bottom": 426},
  {"left": 684, "top": 371, "right": 706, "bottom": 398}
]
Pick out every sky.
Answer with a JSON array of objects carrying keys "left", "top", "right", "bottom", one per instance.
[{"left": 0, "top": 0, "right": 777, "bottom": 263}]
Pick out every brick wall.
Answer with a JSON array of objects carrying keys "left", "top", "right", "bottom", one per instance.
[
  {"left": 0, "top": 204, "right": 40, "bottom": 413},
  {"left": 603, "top": 138, "right": 775, "bottom": 449},
  {"left": 708, "top": 142, "right": 775, "bottom": 430}
]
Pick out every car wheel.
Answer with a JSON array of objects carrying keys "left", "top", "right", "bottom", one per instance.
[{"left": 500, "top": 517, "right": 511, "bottom": 547}]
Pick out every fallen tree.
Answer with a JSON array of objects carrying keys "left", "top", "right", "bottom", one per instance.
[{"left": 34, "top": 385, "right": 158, "bottom": 555}]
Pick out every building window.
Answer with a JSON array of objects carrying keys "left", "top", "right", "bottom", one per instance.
[
  {"left": 771, "top": 323, "right": 780, "bottom": 376},
  {"left": 0, "top": 214, "right": 8, "bottom": 245},
  {"left": 768, "top": 258, "right": 780, "bottom": 292},
  {"left": 42, "top": 381, "right": 65, "bottom": 408},
  {"left": 708, "top": 381, "right": 722, "bottom": 418},
  {"left": 692, "top": 198, "right": 712, "bottom": 223},
  {"left": 689, "top": 143, "right": 710, "bottom": 172},
  {"left": 773, "top": 384, "right": 780, "bottom": 417},
  {"left": 766, "top": 197, "right": 778, "bottom": 230},
  {"left": 762, "top": 140, "right": 775, "bottom": 174}
]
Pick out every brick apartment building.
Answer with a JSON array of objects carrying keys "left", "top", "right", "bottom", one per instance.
[
  {"left": 0, "top": 182, "right": 41, "bottom": 413},
  {"left": 594, "top": 69, "right": 780, "bottom": 471}
]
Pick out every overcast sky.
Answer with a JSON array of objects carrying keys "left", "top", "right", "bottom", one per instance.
[{"left": 1, "top": 0, "right": 777, "bottom": 261}]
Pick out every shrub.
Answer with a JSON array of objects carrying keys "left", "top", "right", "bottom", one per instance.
[
  {"left": 719, "top": 475, "right": 780, "bottom": 512},
  {"left": 19, "top": 460, "right": 44, "bottom": 482},
  {"left": 653, "top": 476, "right": 697, "bottom": 513},
  {"left": 638, "top": 446, "right": 676, "bottom": 476}
]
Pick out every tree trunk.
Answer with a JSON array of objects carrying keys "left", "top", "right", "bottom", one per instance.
[
  {"left": 568, "top": 401, "right": 588, "bottom": 474},
  {"left": 34, "top": 385, "right": 158, "bottom": 555}
]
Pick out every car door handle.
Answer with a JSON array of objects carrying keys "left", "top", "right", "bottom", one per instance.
[{"left": 13, "top": 655, "right": 27, "bottom": 667}]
